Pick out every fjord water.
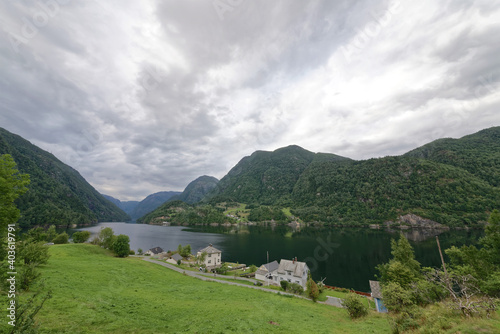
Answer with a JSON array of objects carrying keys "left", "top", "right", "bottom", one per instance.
[{"left": 76, "top": 223, "right": 482, "bottom": 292}]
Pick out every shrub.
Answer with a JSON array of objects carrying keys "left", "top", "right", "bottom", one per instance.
[
  {"left": 280, "top": 280, "right": 289, "bottom": 291},
  {"left": 129, "top": 249, "right": 135, "bottom": 255},
  {"left": 72, "top": 231, "right": 91, "bottom": 243},
  {"left": 53, "top": 232, "right": 69, "bottom": 244},
  {"left": 341, "top": 292, "right": 368, "bottom": 319},
  {"left": 289, "top": 283, "right": 304, "bottom": 294}
]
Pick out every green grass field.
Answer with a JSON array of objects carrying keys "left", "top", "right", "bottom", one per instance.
[{"left": 15, "top": 244, "right": 391, "bottom": 333}]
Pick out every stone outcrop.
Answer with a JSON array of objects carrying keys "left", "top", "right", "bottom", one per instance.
[{"left": 385, "top": 214, "right": 449, "bottom": 230}]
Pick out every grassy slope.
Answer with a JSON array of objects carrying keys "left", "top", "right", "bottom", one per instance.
[{"left": 32, "top": 244, "right": 389, "bottom": 333}]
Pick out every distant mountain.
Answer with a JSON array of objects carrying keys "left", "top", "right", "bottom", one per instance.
[
  {"left": 169, "top": 175, "right": 219, "bottom": 204},
  {"left": 0, "top": 127, "right": 130, "bottom": 228},
  {"left": 207, "top": 145, "right": 351, "bottom": 205},
  {"left": 104, "top": 192, "right": 181, "bottom": 220},
  {"left": 137, "top": 176, "right": 219, "bottom": 223},
  {"left": 131, "top": 191, "right": 181, "bottom": 219},
  {"left": 102, "top": 195, "right": 139, "bottom": 217}
]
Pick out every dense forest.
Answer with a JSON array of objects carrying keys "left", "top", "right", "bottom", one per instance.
[
  {"left": 0, "top": 128, "right": 129, "bottom": 228},
  {"left": 199, "top": 127, "right": 500, "bottom": 227}
]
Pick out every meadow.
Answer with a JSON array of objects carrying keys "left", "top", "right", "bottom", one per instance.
[{"left": 23, "top": 244, "right": 389, "bottom": 333}]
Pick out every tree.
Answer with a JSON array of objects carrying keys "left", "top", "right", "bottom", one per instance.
[
  {"left": 98, "top": 227, "right": 115, "bottom": 249},
  {"left": 72, "top": 231, "right": 91, "bottom": 243},
  {"left": 19, "top": 241, "right": 50, "bottom": 265},
  {"left": 0, "top": 154, "right": 29, "bottom": 261},
  {"left": 53, "top": 232, "right": 69, "bottom": 244},
  {"left": 249, "top": 264, "right": 257, "bottom": 273},
  {"left": 306, "top": 273, "right": 319, "bottom": 301},
  {"left": 112, "top": 234, "right": 130, "bottom": 257},
  {"left": 46, "top": 225, "right": 57, "bottom": 242},
  {"left": 341, "top": 292, "right": 368, "bottom": 319},
  {"left": 137, "top": 248, "right": 143, "bottom": 255},
  {"left": 377, "top": 233, "right": 421, "bottom": 289}
]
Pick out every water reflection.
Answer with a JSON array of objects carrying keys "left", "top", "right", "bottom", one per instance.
[{"left": 76, "top": 223, "right": 483, "bottom": 292}]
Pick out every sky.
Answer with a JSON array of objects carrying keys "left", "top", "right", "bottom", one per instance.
[{"left": 1, "top": 0, "right": 499, "bottom": 201}]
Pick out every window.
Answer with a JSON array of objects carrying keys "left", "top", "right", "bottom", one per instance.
[
  {"left": 208, "top": 254, "right": 211, "bottom": 258},
  {"left": 208, "top": 260, "right": 211, "bottom": 264}
]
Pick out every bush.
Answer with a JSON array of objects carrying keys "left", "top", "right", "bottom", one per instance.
[
  {"left": 289, "top": 283, "right": 304, "bottom": 294},
  {"left": 280, "top": 280, "right": 289, "bottom": 291},
  {"left": 72, "top": 231, "right": 91, "bottom": 243},
  {"left": 53, "top": 232, "right": 69, "bottom": 244},
  {"left": 341, "top": 292, "right": 368, "bottom": 319},
  {"left": 129, "top": 249, "right": 135, "bottom": 255}
]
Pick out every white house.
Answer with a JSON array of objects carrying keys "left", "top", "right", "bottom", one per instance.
[
  {"left": 275, "top": 258, "right": 310, "bottom": 289},
  {"left": 255, "top": 260, "right": 279, "bottom": 282},
  {"left": 196, "top": 244, "right": 222, "bottom": 269}
]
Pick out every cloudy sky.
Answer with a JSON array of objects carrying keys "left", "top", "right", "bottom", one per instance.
[{"left": 1, "top": 0, "right": 499, "bottom": 200}]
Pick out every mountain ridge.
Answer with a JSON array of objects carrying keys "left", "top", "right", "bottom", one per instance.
[{"left": 0, "top": 127, "right": 130, "bottom": 227}]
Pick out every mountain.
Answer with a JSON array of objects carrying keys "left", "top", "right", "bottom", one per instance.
[
  {"left": 203, "top": 129, "right": 500, "bottom": 227},
  {"left": 0, "top": 127, "right": 130, "bottom": 227},
  {"left": 130, "top": 191, "right": 181, "bottom": 219},
  {"left": 102, "top": 195, "right": 139, "bottom": 217},
  {"left": 208, "top": 145, "right": 350, "bottom": 205},
  {"left": 404, "top": 126, "right": 500, "bottom": 187},
  {"left": 169, "top": 175, "right": 219, "bottom": 204}
]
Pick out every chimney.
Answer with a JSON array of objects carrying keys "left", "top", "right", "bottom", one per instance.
[
  {"left": 292, "top": 257, "right": 295, "bottom": 264},
  {"left": 295, "top": 257, "right": 297, "bottom": 263}
]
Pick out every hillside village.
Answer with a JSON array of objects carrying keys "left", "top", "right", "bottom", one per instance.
[{"left": 141, "top": 243, "right": 385, "bottom": 312}]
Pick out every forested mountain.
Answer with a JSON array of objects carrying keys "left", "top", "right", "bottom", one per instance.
[
  {"left": 0, "top": 127, "right": 129, "bottom": 227},
  {"left": 168, "top": 175, "right": 219, "bottom": 204},
  {"left": 130, "top": 191, "right": 181, "bottom": 219},
  {"left": 207, "top": 145, "right": 350, "bottom": 205},
  {"left": 202, "top": 128, "right": 500, "bottom": 227}
]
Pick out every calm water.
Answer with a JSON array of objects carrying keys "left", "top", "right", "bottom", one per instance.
[{"left": 76, "top": 223, "right": 483, "bottom": 292}]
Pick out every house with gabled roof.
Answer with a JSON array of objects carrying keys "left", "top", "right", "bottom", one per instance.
[
  {"left": 255, "top": 260, "right": 279, "bottom": 282},
  {"left": 276, "top": 257, "right": 309, "bottom": 289},
  {"left": 196, "top": 244, "right": 222, "bottom": 269},
  {"left": 145, "top": 246, "right": 164, "bottom": 256}
]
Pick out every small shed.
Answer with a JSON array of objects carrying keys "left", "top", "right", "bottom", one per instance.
[{"left": 369, "top": 280, "right": 387, "bottom": 313}]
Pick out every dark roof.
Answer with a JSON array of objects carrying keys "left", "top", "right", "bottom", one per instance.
[
  {"left": 369, "top": 280, "right": 383, "bottom": 299},
  {"left": 263, "top": 260, "right": 279, "bottom": 272},
  {"left": 148, "top": 247, "right": 164, "bottom": 254},
  {"left": 171, "top": 253, "right": 183, "bottom": 261}
]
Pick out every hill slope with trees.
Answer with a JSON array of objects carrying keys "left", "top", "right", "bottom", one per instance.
[
  {"left": 0, "top": 127, "right": 129, "bottom": 227},
  {"left": 205, "top": 128, "right": 500, "bottom": 227}
]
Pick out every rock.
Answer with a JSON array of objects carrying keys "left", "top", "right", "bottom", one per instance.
[{"left": 395, "top": 214, "right": 449, "bottom": 229}]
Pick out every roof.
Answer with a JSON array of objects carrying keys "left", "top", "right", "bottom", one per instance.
[
  {"left": 277, "top": 259, "right": 308, "bottom": 278},
  {"left": 263, "top": 260, "right": 279, "bottom": 272},
  {"left": 171, "top": 253, "right": 183, "bottom": 261},
  {"left": 148, "top": 246, "right": 164, "bottom": 254},
  {"left": 197, "top": 244, "right": 221, "bottom": 254},
  {"left": 256, "top": 260, "right": 280, "bottom": 277},
  {"left": 369, "top": 280, "right": 383, "bottom": 299}
]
